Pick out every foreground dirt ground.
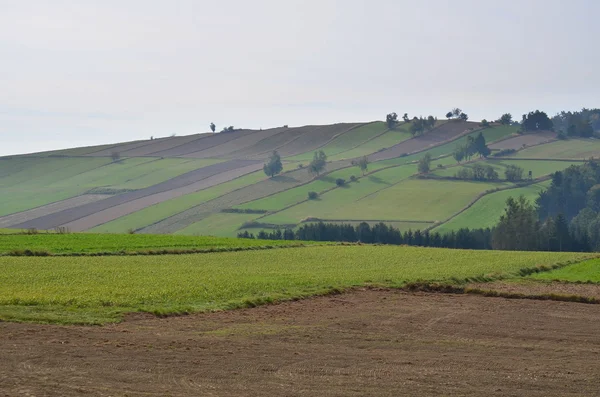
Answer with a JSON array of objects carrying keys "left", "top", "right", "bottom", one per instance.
[{"left": 2, "top": 291, "right": 600, "bottom": 396}]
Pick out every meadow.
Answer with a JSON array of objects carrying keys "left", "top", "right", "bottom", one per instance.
[
  {"left": 530, "top": 258, "right": 600, "bottom": 283},
  {"left": 434, "top": 181, "right": 551, "bottom": 233},
  {"left": 432, "top": 159, "right": 580, "bottom": 180},
  {"left": 0, "top": 233, "right": 300, "bottom": 255},
  {"left": 0, "top": 245, "right": 588, "bottom": 324},
  {"left": 513, "top": 138, "right": 600, "bottom": 159}
]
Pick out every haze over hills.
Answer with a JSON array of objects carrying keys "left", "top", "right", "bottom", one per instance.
[{"left": 1, "top": 110, "right": 599, "bottom": 237}]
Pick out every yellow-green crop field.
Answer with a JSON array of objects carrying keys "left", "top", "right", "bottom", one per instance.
[{"left": 0, "top": 245, "right": 589, "bottom": 324}]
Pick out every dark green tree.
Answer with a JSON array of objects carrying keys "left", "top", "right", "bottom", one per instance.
[
  {"left": 505, "top": 165, "right": 524, "bottom": 181},
  {"left": 418, "top": 153, "right": 432, "bottom": 174},
  {"left": 308, "top": 150, "right": 327, "bottom": 177},
  {"left": 210, "top": 122, "right": 216, "bottom": 133},
  {"left": 492, "top": 196, "right": 539, "bottom": 250},
  {"left": 521, "top": 110, "right": 553, "bottom": 131},
  {"left": 386, "top": 112, "right": 398, "bottom": 129},
  {"left": 263, "top": 150, "right": 283, "bottom": 178},
  {"left": 499, "top": 113, "right": 512, "bottom": 125},
  {"left": 357, "top": 156, "right": 369, "bottom": 176}
]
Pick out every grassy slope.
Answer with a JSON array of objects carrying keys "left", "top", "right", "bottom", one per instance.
[
  {"left": 374, "top": 126, "right": 517, "bottom": 168},
  {"left": 530, "top": 258, "right": 600, "bottom": 283},
  {"left": 0, "top": 233, "right": 299, "bottom": 254},
  {"left": 433, "top": 181, "right": 551, "bottom": 233},
  {"left": 513, "top": 138, "right": 600, "bottom": 159},
  {"left": 262, "top": 178, "right": 506, "bottom": 224},
  {"left": 432, "top": 159, "right": 581, "bottom": 179},
  {"left": 0, "top": 245, "right": 587, "bottom": 324},
  {"left": 327, "top": 123, "right": 414, "bottom": 161},
  {"left": 285, "top": 122, "right": 392, "bottom": 162},
  {"left": 89, "top": 171, "right": 268, "bottom": 233},
  {"left": 175, "top": 212, "right": 259, "bottom": 237}
]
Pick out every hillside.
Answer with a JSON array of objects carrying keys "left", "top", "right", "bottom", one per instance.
[{"left": 1, "top": 119, "right": 598, "bottom": 236}]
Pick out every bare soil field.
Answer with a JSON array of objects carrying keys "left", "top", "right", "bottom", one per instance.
[
  {"left": 12, "top": 160, "right": 261, "bottom": 230},
  {"left": 1, "top": 290, "right": 599, "bottom": 396},
  {"left": 112, "top": 134, "right": 212, "bottom": 157},
  {"left": 468, "top": 280, "right": 600, "bottom": 300},
  {"left": 489, "top": 131, "right": 556, "bottom": 151},
  {"left": 369, "top": 121, "right": 477, "bottom": 161},
  {"left": 227, "top": 125, "right": 318, "bottom": 159},
  {"left": 0, "top": 194, "right": 111, "bottom": 228},
  {"left": 148, "top": 129, "right": 261, "bottom": 158},
  {"left": 275, "top": 123, "right": 364, "bottom": 158},
  {"left": 181, "top": 127, "right": 287, "bottom": 158}
]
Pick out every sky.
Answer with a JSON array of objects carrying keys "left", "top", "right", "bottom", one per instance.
[{"left": 1, "top": 0, "right": 599, "bottom": 155}]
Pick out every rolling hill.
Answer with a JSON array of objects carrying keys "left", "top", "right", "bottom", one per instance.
[{"left": 1, "top": 119, "right": 597, "bottom": 236}]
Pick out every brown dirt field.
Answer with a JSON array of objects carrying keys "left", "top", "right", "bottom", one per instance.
[
  {"left": 0, "top": 194, "right": 111, "bottom": 228},
  {"left": 489, "top": 131, "right": 556, "bottom": 150},
  {"left": 147, "top": 130, "right": 261, "bottom": 158},
  {"left": 83, "top": 138, "right": 169, "bottom": 157},
  {"left": 181, "top": 127, "right": 287, "bottom": 158},
  {"left": 369, "top": 121, "right": 478, "bottom": 161},
  {"left": 113, "top": 134, "right": 212, "bottom": 157},
  {"left": 12, "top": 160, "right": 261, "bottom": 231},
  {"left": 226, "top": 125, "right": 317, "bottom": 159},
  {"left": 468, "top": 280, "right": 600, "bottom": 300},
  {"left": 274, "top": 123, "right": 364, "bottom": 158},
  {"left": 1, "top": 291, "right": 599, "bottom": 396}
]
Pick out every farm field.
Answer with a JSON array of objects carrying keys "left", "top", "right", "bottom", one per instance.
[
  {"left": 3, "top": 290, "right": 600, "bottom": 396},
  {"left": 0, "top": 245, "right": 587, "bottom": 324},
  {"left": 434, "top": 181, "right": 551, "bottom": 233},
  {"left": 512, "top": 138, "right": 600, "bottom": 159},
  {"left": 432, "top": 159, "right": 580, "bottom": 180},
  {"left": 262, "top": 178, "right": 506, "bottom": 225},
  {"left": 0, "top": 233, "right": 300, "bottom": 255},
  {"left": 89, "top": 171, "right": 267, "bottom": 233},
  {"left": 530, "top": 258, "right": 600, "bottom": 283},
  {"left": 284, "top": 121, "right": 395, "bottom": 162},
  {"left": 175, "top": 212, "right": 260, "bottom": 237}
]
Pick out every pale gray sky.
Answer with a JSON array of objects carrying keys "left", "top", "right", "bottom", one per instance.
[{"left": 1, "top": 0, "right": 598, "bottom": 155}]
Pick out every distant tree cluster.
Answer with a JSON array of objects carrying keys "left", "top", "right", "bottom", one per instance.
[
  {"left": 446, "top": 108, "right": 468, "bottom": 121},
  {"left": 521, "top": 110, "right": 553, "bottom": 132},
  {"left": 455, "top": 163, "right": 498, "bottom": 181},
  {"left": 386, "top": 112, "right": 399, "bottom": 129},
  {"left": 452, "top": 132, "right": 490, "bottom": 163},
  {"left": 552, "top": 108, "right": 600, "bottom": 138},
  {"left": 410, "top": 116, "right": 436, "bottom": 136},
  {"left": 221, "top": 126, "right": 236, "bottom": 132},
  {"left": 497, "top": 113, "right": 513, "bottom": 125}
]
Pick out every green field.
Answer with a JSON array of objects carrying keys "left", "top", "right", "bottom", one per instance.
[
  {"left": 0, "top": 245, "right": 587, "bottom": 324},
  {"left": 432, "top": 159, "right": 580, "bottom": 180},
  {"left": 285, "top": 122, "right": 393, "bottom": 162},
  {"left": 327, "top": 122, "right": 415, "bottom": 161},
  {"left": 513, "top": 138, "right": 600, "bottom": 159},
  {"left": 262, "top": 178, "right": 506, "bottom": 225},
  {"left": 0, "top": 233, "right": 300, "bottom": 254},
  {"left": 529, "top": 258, "right": 600, "bottom": 283},
  {"left": 433, "top": 181, "right": 551, "bottom": 233},
  {"left": 175, "top": 212, "right": 260, "bottom": 237},
  {"left": 90, "top": 171, "right": 268, "bottom": 233}
]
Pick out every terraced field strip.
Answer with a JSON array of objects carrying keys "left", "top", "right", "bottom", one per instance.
[
  {"left": 90, "top": 171, "right": 268, "bottom": 233},
  {"left": 432, "top": 159, "right": 581, "bottom": 180},
  {"left": 285, "top": 122, "right": 393, "bottom": 162},
  {"left": 137, "top": 164, "right": 346, "bottom": 234},
  {"left": 147, "top": 129, "right": 263, "bottom": 158},
  {"left": 368, "top": 121, "right": 479, "bottom": 161},
  {"left": 175, "top": 212, "right": 260, "bottom": 237},
  {"left": 12, "top": 160, "right": 261, "bottom": 231},
  {"left": 372, "top": 126, "right": 518, "bottom": 169},
  {"left": 512, "top": 138, "right": 600, "bottom": 159},
  {"left": 0, "top": 246, "right": 587, "bottom": 324},
  {"left": 83, "top": 137, "right": 171, "bottom": 157},
  {"left": 110, "top": 134, "right": 213, "bottom": 157},
  {"left": 488, "top": 131, "right": 556, "bottom": 150},
  {"left": 0, "top": 194, "right": 112, "bottom": 228},
  {"left": 275, "top": 123, "right": 364, "bottom": 158},
  {"left": 226, "top": 125, "right": 315, "bottom": 159},
  {"left": 529, "top": 258, "right": 600, "bottom": 283},
  {"left": 433, "top": 180, "right": 551, "bottom": 233},
  {"left": 0, "top": 233, "right": 300, "bottom": 255},
  {"left": 264, "top": 178, "right": 509, "bottom": 225},
  {"left": 181, "top": 127, "right": 287, "bottom": 158},
  {"left": 60, "top": 162, "right": 265, "bottom": 231}
]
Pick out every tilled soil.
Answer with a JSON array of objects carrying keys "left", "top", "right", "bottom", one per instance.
[
  {"left": 1, "top": 291, "right": 599, "bottom": 396},
  {"left": 468, "top": 280, "right": 600, "bottom": 300}
]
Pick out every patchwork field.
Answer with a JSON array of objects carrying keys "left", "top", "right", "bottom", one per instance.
[{"left": 512, "top": 138, "right": 600, "bottom": 159}]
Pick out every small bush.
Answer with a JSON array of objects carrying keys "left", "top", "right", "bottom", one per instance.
[
  {"left": 308, "top": 191, "right": 318, "bottom": 200},
  {"left": 437, "top": 164, "right": 444, "bottom": 169},
  {"left": 335, "top": 178, "right": 346, "bottom": 186},
  {"left": 127, "top": 228, "right": 136, "bottom": 234},
  {"left": 297, "top": 164, "right": 304, "bottom": 169},
  {"left": 53, "top": 226, "right": 70, "bottom": 234},
  {"left": 26, "top": 228, "right": 38, "bottom": 235},
  {"left": 350, "top": 175, "right": 357, "bottom": 182},
  {"left": 493, "top": 148, "right": 517, "bottom": 157}
]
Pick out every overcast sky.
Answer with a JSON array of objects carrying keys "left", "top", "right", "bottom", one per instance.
[{"left": 1, "top": 0, "right": 598, "bottom": 155}]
